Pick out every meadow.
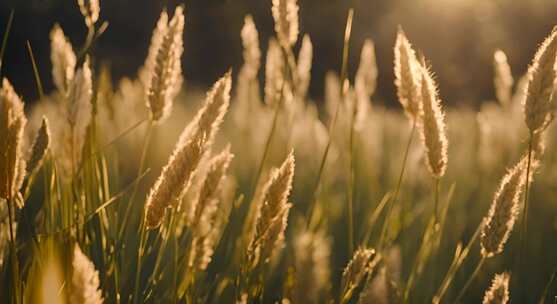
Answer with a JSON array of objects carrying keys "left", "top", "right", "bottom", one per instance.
[{"left": 1, "top": 0, "right": 557, "bottom": 303}]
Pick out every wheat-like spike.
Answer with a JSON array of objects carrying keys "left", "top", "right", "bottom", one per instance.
[
  {"left": 394, "top": 28, "right": 422, "bottom": 121},
  {"left": 257, "top": 202, "right": 291, "bottom": 263},
  {"left": 249, "top": 151, "right": 295, "bottom": 265},
  {"left": 482, "top": 272, "right": 510, "bottom": 304},
  {"left": 0, "top": 79, "right": 27, "bottom": 204},
  {"left": 418, "top": 63, "right": 448, "bottom": 178},
  {"left": 145, "top": 73, "right": 231, "bottom": 229},
  {"left": 60, "top": 57, "right": 93, "bottom": 180},
  {"left": 145, "top": 6, "right": 185, "bottom": 123},
  {"left": 264, "top": 38, "right": 286, "bottom": 106},
  {"left": 70, "top": 245, "right": 104, "bottom": 304},
  {"left": 271, "top": 0, "right": 299, "bottom": 48},
  {"left": 26, "top": 116, "right": 51, "bottom": 177},
  {"left": 241, "top": 15, "right": 261, "bottom": 80},
  {"left": 190, "top": 146, "right": 234, "bottom": 227},
  {"left": 188, "top": 148, "right": 234, "bottom": 270},
  {"left": 77, "top": 0, "right": 100, "bottom": 28},
  {"left": 523, "top": 26, "right": 557, "bottom": 134},
  {"left": 493, "top": 50, "right": 514, "bottom": 107},
  {"left": 481, "top": 159, "right": 527, "bottom": 258},
  {"left": 292, "top": 230, "right": 331, "bottom": 304},
  {"left": 296, "top": 34, "right": 313, "bottom": 99},
  {"left": 341, "top": 248, "right": 376, "bottom": 295},
  {"left": 355, "top": 39, "right": 378, "bottom": 104},
  {"left": 50, "top": 24, "right": 76, "bottom": 94}
]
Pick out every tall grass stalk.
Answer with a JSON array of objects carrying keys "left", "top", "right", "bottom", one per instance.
[
  {"left": 0, "top": 10, "right": 14, "bottom": 74},
  {"left": 378, "top": 118, "right": 416, "bottom": 250},
  {"left": 306, "top": 8, "right": 353, "bottom": 228},
  {"left": 518, "top": 132, "right": 533, "bottom": 270},
  {"left": 432, "top": 222, "right": 482, "bottom": 304},
  {"left": 454, "top": 256, "right": 486, "bottom": 303}
]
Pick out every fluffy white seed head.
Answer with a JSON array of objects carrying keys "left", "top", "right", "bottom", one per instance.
[
  {"left": 482, "top": 272, "right": 510, "bottom": 304},
  {"left": 493, "top": 50, "right": 514, "bottom": 107},
  {"left": 523, "top": 27, "right": 557, "bottom": 134},
  {"left": 272, "top": 0, "right": 299, "bottom": 48},
  {"left": 0, "top": 79, "right": 27, "bottom": 202},
  {"left": 144, "top": 7, "right": 185, "bottom": 123},
  {"left": 70, "top": 245, "right": 103, "bottom": 304},
  {"left": 50, "top": 24, "right": 76, "bottom": 94},
  {"left": 418, "top": 64, "right": 448, "bottom": 178},
  {"left": 481, "top": 159, "right": 527, "bottom": 258},
  {"left": 77, "top": 0, "right": 100, "bottom": 28},
  {"left": 394, "top": 28, "right": 422, "bottom": 121}
]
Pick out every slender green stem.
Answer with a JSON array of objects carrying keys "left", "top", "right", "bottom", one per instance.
[
  {"left": 305, "top": 9, "right": 354, "bottom": 228},
  {"left": 26, "top": 41, "right": 44, "bottom": 99},
  {"left": 0, "top": 10, "right": 14, "bottom": 75},
  {"left": 347, "top": 100, "right": 357, "bottom": 255},
  {"left": 6, "top": 196, "right": 19, "bottom": 304},
  {"left": 118, "top": 121, "right": 153, "bottom": 239},
  {"left": 250, "top": 88, "right": 283, "bottom": 198},
  {"left": 133, "top": 216, "right": 148, "bottom": 304},
  {"left": 538, "top": 261, "right": 557, "bottom": 304},
  {"left": 434, "top": 177, "right": 440, "bottom": 223},
  {"left": 432, "top": 221, "right": 482, "bottom": 303},
  {"left": 454, "top": 257, "right": 485, "bottom": 303},
  {"left": 519, "top": 132, "right": 533, "bottom": 273},
  {"left": 378, "top": 119, "right": 417, "bottom": 250}
]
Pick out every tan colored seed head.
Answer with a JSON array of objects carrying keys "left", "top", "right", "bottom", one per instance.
[
  {"left": 418, "top": 63, "right": 448, "bottom": 178},
  {"left": 272, "top": 0, "right": 299, "bottom": 48},
  {"left": 523, "top": 26, "right": 557, "bottom": 134},
  {"left": 394, "top": 28, "right": 422, "bottom": 122},
  {"left": 481, "top": 159, "right": 527, "bottom": 258},
  {"left": 482, "top": 272, "right": 510, "bottom": 304}
]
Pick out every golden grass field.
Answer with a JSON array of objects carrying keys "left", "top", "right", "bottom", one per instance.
[{"left": 1, "top": 0, "right": 557, "bottom": 303}]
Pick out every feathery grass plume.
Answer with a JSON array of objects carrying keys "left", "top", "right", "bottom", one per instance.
[
  {"left": 296, "top": 34, "right": 312, "bottom": 99},
  {"left": 145, "top": 73, "right": 231, "bottom": 229},
  {"left": 144, "top": 6, "right": 185, "bottom": 123},
  {"left": 55, "top": 57, "right": 93, "bottom": 181},
  {"left": 291, "top": 230, "right": 331, "bottom": 304},
  {"left": 341, "top": 248, "right": 376, "bottom": 299},
  {"left": 418, "top": 63, "right": 448, "bottom": 178},
  {"left": 249, "top": 151, "right": 295, "bottom": 266},
  {"left": 264, "top": 38, "right": 286, "bottom": 106},
  {"left": 50, "top": 24, "right": 76, "bottom": 93},
  {"left": 355, "top": 39, "right": 378, "bottom": 107},
  {"left": 70, "top": 245, "right": 103, "bottom": 304},
  {"left": 394, "top": 28, "right": 422, "bottom": 121},
  {"left": 523, "top": 26, "right": 557, "bottom": 134},
  {"left": 493, "top": 50, "right": 514, "bottom": 106},
  {"left": 271, "top": 0, "right": 299, "bottom": 48},
  {"left": 189, "top": 147, "right": 233, "bottom": 227},
  {"left": 77, "top": 0, "right": 100, "bottom": 28},
  {"left": 26, "top": 116, "right": 51, "bottom": 177},
  {"left": 358, "top": 266, "right": 400, "bottom": 304},
  {"left": 188, "top": 149, "right": 234, "bottom": 270},
  {"left": 240, "top": 15, "right": 261, "bottom": 81},
  {"left": 0, "top": 79, "right": 27, "bottom": 204},
  {"left": 480, "top": 159, "right": 527, "bottom": 258},
  {"left": 482, "top": 272, "right": 510, "bottom": 304}
]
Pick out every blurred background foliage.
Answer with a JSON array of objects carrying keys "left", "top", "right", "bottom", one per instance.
[{"left": 2, "top": 0, "right": 557, "bottom": 106}]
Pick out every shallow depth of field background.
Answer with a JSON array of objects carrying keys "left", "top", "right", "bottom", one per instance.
[
  {"left": 2, "top": 0, "right": 557, "bottom": 303},
  {"left": 2, "top": 0, "right": 557, "bottom": 105}
]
